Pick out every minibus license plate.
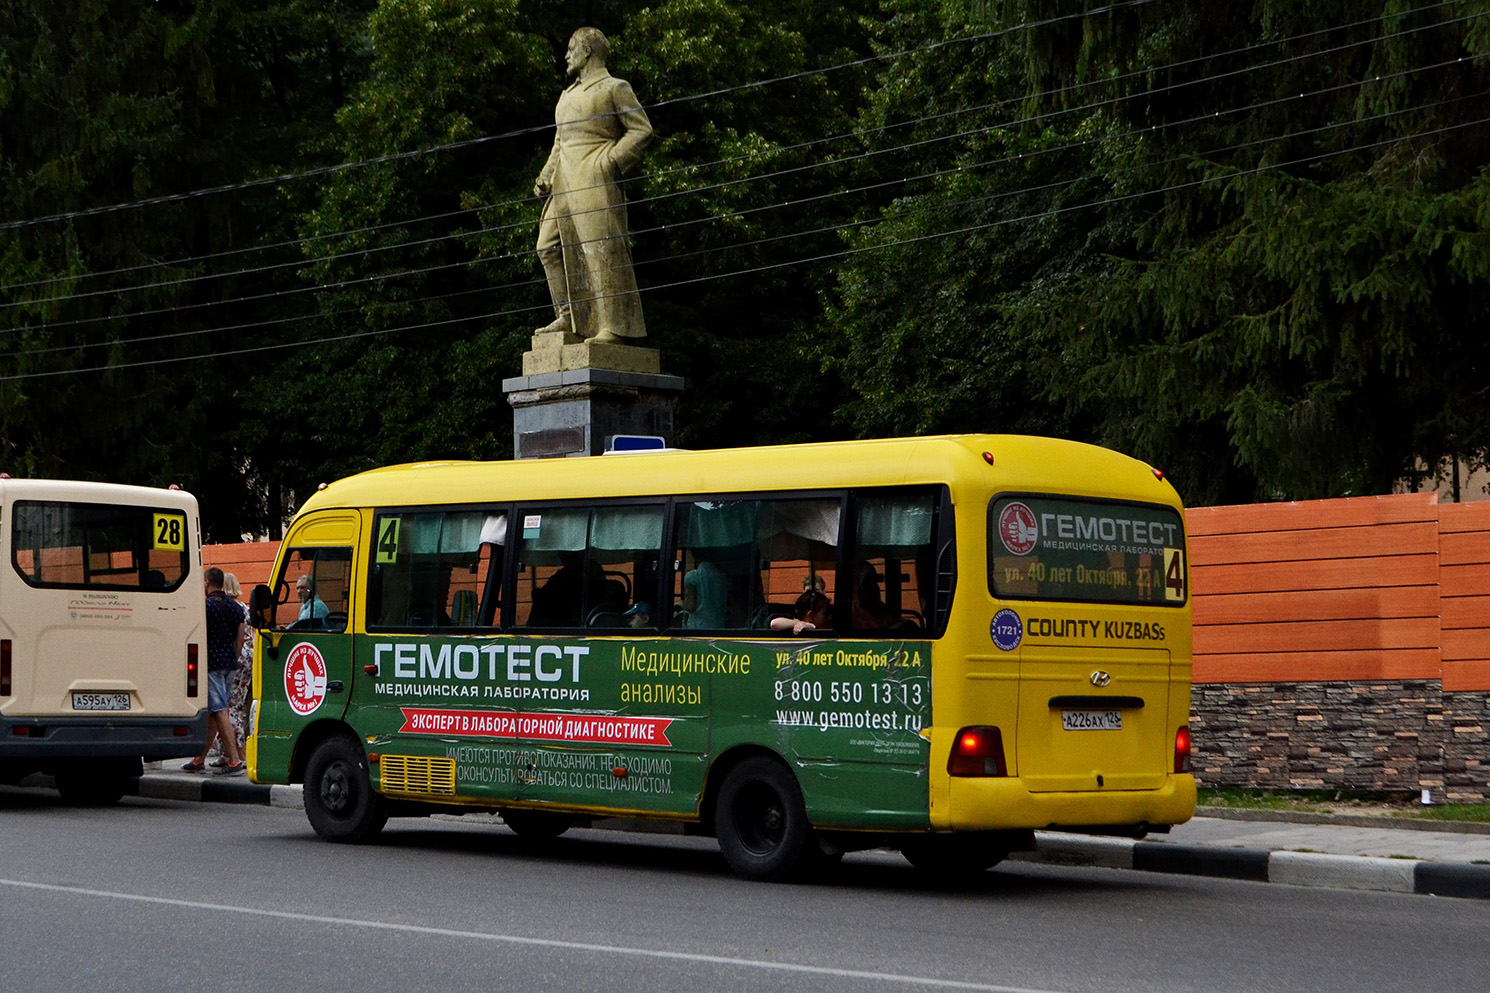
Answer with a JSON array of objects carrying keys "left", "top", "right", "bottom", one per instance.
[
  {"left": 1062, "top": 710, "right": 1121, "bottom": 731},
  {"left": 72, "top": 692, "right": 130, "bottom": 712}
]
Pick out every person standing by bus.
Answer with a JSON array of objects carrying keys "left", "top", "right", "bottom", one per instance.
[
  {"left": 181, "top": 567, "right": 246, "bottom": 775},
  {"left": 222, "top": 572, "right": 254, "bottom": 753}
]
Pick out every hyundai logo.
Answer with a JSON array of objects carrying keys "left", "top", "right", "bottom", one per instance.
[{"left": 1089, "top": 670, "right": 1112, "bottom": 687}]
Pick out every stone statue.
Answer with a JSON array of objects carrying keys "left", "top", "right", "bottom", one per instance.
[{"left": 534, "top": 27, "right": 653, "bottom": 343}]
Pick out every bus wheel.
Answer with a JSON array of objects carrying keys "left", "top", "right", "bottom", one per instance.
[
  {"left": 900, "top": 833, "right": 1009, "bottom": 877},
  {"left": 501, "top": 809, "right": 574, "bottom": 840},
  {"left": 715, "top": 756, "right": 816, "bottom": 882},
  {"left": 54, "top": 758, "right": 139, "bottom": 806},
  {"left": 304, "top": 737, "right": 387, "bottom": 844}
]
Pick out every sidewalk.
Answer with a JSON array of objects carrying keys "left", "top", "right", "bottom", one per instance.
[{"left": 129, "top": 764, "right": 1490, "bottom": 899}]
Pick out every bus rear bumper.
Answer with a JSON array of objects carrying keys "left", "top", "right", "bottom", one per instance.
[
  {"left": 943, "top": 773, "right": 1197, "bottom": 832},
  {"left": 0, "top": 710, "right": 211, "bottom": 763}
]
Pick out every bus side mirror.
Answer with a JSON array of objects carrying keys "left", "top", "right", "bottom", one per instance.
[{"left": 249, "top": 584, "right": 275, "bottom": 631}]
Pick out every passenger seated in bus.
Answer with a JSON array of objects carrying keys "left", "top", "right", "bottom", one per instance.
[
  {"left": 770, "top": 590, "right": 831, "bottom": 635},
  {"left": 529, "top": 553, "right": 605, "bottom": 627},
  {"left": 623, "top": 601, "right": 653, "bottom": 628},
  {"left": 851, "top": 561, "right": 906, "bottom": 629},
  {"left": 293, "top": 575, "right": 330, "bottom": 628},
  {"left": 679, "top": 556, "right": 729, "bottom": 629}
]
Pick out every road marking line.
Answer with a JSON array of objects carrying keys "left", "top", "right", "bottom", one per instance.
[{"left": 1, "top": 877, "right": 1068, "bottom": 992}]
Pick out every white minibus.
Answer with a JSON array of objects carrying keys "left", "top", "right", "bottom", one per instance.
[{"left": 0, "top": 480, "right": 209, "bottom": 803}]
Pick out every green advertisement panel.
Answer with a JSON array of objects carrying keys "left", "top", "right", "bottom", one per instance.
[
  {"left": 989, "top": 496, "right": 1187, "bottom": 605},
  {"left": 343, "top": 634, "right": 932, "bottom": 828}
]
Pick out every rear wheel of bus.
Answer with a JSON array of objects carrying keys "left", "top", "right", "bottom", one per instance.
[
  {"left": 898, "top": 830, "right": 1028, "bottom": 878},
  {"left": 53, "top": 758, "right": 141, "bottom": 807},
  {"left": 304, "top": 736, "right": 387, "bottom": 843},
  {"left": 715, "top": 756, "right": 826, "bottom": 882}
]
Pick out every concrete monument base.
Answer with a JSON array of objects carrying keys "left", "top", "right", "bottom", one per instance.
[{"left": 503, "top": 365, "right": 684, "bottom": 459}]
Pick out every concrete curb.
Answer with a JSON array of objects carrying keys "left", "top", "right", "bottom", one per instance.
[
  {"left": 122, "top": 772, "right": 1490, "bottom": 899},
  {"left": 132, "top": 771, "right": 302, "bottom": 809},
  {"left": 1015, "top": 834, "right": 1490, "bottom": 899}
]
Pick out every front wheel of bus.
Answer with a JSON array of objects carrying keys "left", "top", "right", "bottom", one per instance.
[
  {"left": 715, "top": 757, "right": 817, "bottom": 882},
  {"left": 304, "top": 737, "right": 387, "bottom": 844}
]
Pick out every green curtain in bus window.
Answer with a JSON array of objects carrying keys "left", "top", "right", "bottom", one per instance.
[
  {"left": 678, "top": 501, "right": 758, "bottom": 548},
  {"left": 589, "top": 506, "right": 663, "bottom": 552},
  {"left": 520, "top": 508, "right": 589, "bottom": 553},
  {"left": 400, "top": 511, "right": 486, "bottom": 555},
  {"left": 857, "top": 494, "right": 934, "bottom": 547}
]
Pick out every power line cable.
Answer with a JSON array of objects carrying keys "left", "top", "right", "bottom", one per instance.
[
  {"left": 0, "top": 0, "right": 1163, "bottom": 234},
  {"left": 7, "top": 10, "right": 1478, "bottom": 335},
  {"left": 3, "top": 0, "right": 1461, "bottom": 297},
  {"left": 6, "top": 110, "right": 1480, "bottom": 382},
  {"left": 18, "top": 80, "right": 1476, "bottom": 363},
  {"left": 6, "top": 43, "right": 1477, "bottom": 345}
]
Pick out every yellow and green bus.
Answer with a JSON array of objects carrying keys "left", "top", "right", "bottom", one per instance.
[{"left": 247, "top": 435, "right": 1194, "bottom": 880}]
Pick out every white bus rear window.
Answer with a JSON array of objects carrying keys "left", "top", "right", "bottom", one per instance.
[{"left": 10, "top": 500, "right": 190, "bottom": 592}]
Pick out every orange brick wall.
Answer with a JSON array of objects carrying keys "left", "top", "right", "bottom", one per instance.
[
  {"left": 202, "top": 541, "right": 280, "bottom": 593},
  {"left": 1189, "top": 491, "right": 1489, "bottom": 692}
]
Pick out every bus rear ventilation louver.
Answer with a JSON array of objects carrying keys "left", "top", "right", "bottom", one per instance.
[{"left": 378, "top": 755, "right": 457, "bottom": 796}]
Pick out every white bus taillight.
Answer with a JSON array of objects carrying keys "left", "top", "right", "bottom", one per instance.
[
  {"left": 1175, "top": 726, "right": 1193, "bottom": 773},
  {"left": 187, "top": 644, "right": 199, "bottom": 697},
  {"left": 948, "top": 726, "right": 1007, "bottom": 777},
  {"left": 1, "top": 639, "right": 10, "bottom": 695}
]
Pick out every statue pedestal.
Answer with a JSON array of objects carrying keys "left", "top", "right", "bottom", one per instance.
[{"left": 504, "top": 334, "right": 683, "bottom": 458}]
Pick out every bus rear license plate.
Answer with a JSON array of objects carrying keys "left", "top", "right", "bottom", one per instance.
[
  {"left": 1062, "top": 710, "right": 1121, "bottom": 731},
  {"left": 72, "top": 692, "right": 130, "bottom": 712}
]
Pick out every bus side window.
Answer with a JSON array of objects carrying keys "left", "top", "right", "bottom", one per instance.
[
  {"left": 672, "top": 498, "right": 840, "bottom": 633},
  {"left": 367, "top": 511, "right": 499, "bottom": 631},
  {"left": 274, "top": 547, "right": 352, "bottom": 633},
  {"left": 846, "top": 489, "right": 940, "bottom": 634},
  {"left": 514, "top": 505, "right": 662, "bottom": 630}
]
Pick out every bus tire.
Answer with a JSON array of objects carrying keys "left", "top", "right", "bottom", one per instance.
[
  {"left": 899, "top": 832, "right": 1009, "bottom": 877},
  {"left": 304, "top": 737, "right": 387, "bottom": 844},
  {"left": 715, "top": 756, "right": 817, "bottom": 882},
  {"left": 54, "top": 758, "right": 139, "bottom": 806},
  {"left": 500, "top": 809, "right": 574, "bottom": 840}
]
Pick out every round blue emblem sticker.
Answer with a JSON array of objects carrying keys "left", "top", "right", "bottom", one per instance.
[{"left": 990, "top": 608, "right": 1023, "bottom": 652}]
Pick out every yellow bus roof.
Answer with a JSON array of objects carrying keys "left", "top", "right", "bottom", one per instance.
[{"left": 296, "top": 435, "right": 1181, "bottom": 517}]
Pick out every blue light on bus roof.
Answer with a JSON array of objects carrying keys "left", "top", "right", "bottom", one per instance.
[{"left": 607, "top": 435, "right": 667, "bottom": 452}]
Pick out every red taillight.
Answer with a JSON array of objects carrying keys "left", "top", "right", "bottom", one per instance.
[
  {"left": 1, "top": 639, "right": 11, "bottom": 696},
  {"left": 948, "top": 725, "right": 1007, "bottom": 777},
  {"left": 187, "top": 644, "right": 199, "bottom": 697},
  {"left": 1175, "top": 726, "right": 1193, "bottom": 773}
]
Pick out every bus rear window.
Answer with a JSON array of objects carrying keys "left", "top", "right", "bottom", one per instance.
[
  {"left": 10, "top": 500, "right": 190, "bottom": 592},
  {"left": 988, "top": 496, "right": 1186, "bottom": 605}
]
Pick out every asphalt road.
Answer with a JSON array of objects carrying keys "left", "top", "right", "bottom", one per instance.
[{"left": 3, "top": 786, "right": 1488, "bottom": 993}]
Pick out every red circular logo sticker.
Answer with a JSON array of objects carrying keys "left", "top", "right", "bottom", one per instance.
[
  {"left": 998, "top": 502, "right": 1038, "bottom": 555},
  {"left": 284, "top": 643, "right": 329, "bottom": 717}
]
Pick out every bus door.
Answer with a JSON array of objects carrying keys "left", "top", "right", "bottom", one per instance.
[{"left": 252, "top": 512, "right": 360, "bottom": 761}]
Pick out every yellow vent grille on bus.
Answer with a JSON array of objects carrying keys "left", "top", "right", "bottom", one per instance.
[{"left": 379, "top": 755, "right": 456, "bottom": 796}]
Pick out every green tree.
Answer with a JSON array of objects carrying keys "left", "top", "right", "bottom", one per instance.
[
  {"left": 0, "top": 0, "right": 372, "bottom": 538},
  {"left": 826, "top": 0, "right": 1490, "bottom": 504}
]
